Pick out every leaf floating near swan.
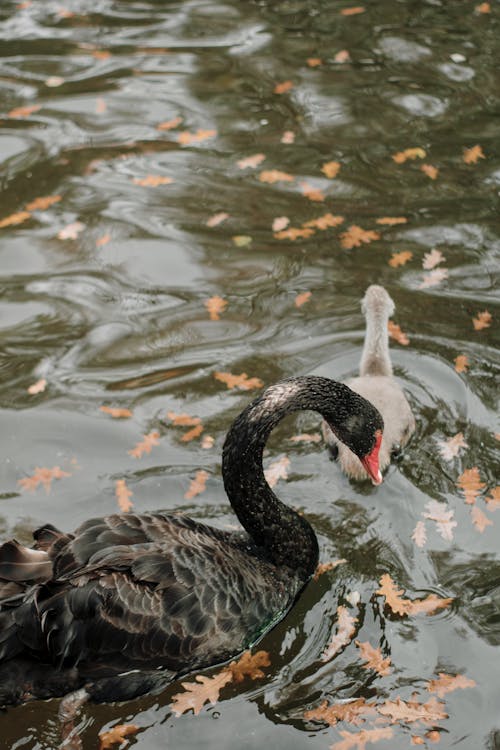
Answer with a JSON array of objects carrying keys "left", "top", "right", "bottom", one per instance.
[
  {"left": 376, "top": 574, "right": 452, "bottom": 616},
  {"left": 98, "top": 723, "right": 139, "bottom": 749},
  {"left": 18, "top": 466, "right": 71, "bottom": 494},
  {"left": 213, "top": 371, "right": 263, "bottom": 390}
]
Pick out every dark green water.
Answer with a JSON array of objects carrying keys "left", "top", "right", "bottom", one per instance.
[{"left": 0, "top": 1, "right": 498, "bottom": 748}]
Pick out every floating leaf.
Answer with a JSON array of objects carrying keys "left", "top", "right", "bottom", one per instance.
[
  {"left": 229, "top": 650, "right": 270, "bottom": 683},
  {"left": 313, "top": 559, "right": 347, "bottom": 580},
  {"left": 295, "top": 291, "right": 311, "bottom": 308},
  {"left": 463, "top": 145, "right": 485, "bottom": 164},
  {"left": 274, "top": 80, "right": 294, "bottom": 94},
  {"left": 355, "top": 641, "right": 391, "bottom": 676},
  {"left": 423, "top": 500, "right": 457, "bottom": 541},
  {"left": 237, "top": 153, "right": 266, "bottom": 169},
  {"left": 259, "top": 169, "right": 294, "bottom": 184},
  {"left": 45, "top": 76, "right": 65, "bottom": 87},
  {"left": 181, "top": 424, "right": 204, "bottom": 442},
  {"left": 207, "top": 212, "right": 229, "bottom": 227},
  {"left": 167, "top": 412, "right": 201, "bottom": 427},
  {"left": 472, "top": 310, "right": 492, "bottom": 330},
  {"left": 27, "top": 378, "right": 47, "bottom": 395},
  {"left": 232, "top": 235, "right": 252, "bottom": 247},
  {"left": 214, "top": 367, "right": 262, "bottom": 391},
  {"left": 340, "top": 225, "right": 380, "bottom": 249},
  {"left": 281, "top": 130, "right": 295, "bottom": 144},
  {"left": 299, "top": 181, "right": 325, "bottom": 202},
  {"left": 389, "top": 250, "right": 413, "bottom": 267},
  {"left": 303, "top": 213, "right": 344, "bottom": 230},
  {"left": 18, "top": 466, "right": 71, "bottom": 494},
  {"left": 475, "top": 2, "right": 491, "bottom": 12},
  {"left": 427, "top": 673, "right": 476, "bottom": 698},
  {"left": 376, "top": 216, "right": 407, "bottom": 226},
  {"left": 454, "top": 354, "right": 469, "bottom": 373},
  {"left": 96, "top": 233, "right": 111, "bottom": 247},
  {"left": 0, "top": 210, "right": 31, "bottom": 229},
  {"left": 376, "top": 574, "right": 452, "bottom": 616},
  {"left": 457, "top": 467, "right": 485, "bottom": 504},
  {"left": 98, "top": 723, "right": 140, "bottom": 750},
  {"left": 305, "top": 697, "right": 377, "bottom": 727},
  {"left": 340, "top": 6, "right": 365, "bottom": 15},
  {"left": 205, "top": 295, "right": 227, "bottom": 320},
  {"left": 331, "top": 727, "right": 393, "bottom": 750},
  {"left": 115, "top": 479, "right": 133, "bottom": 512},
  {"left": 171, "top": 669, "right": 232, "bottom": 716},
  {"left": 264, "top": 456, "right": 290, "bottom": 488},
  {"left": 272, "top": 216, "right": 290, "bottom": 232},
  {"left": 377, "top": 696, "right": 447, "bottom": 725},
  {"left": 58, "top": 221, "right": 85, "bottom": 240},
  {"left": 274, "top": 226, "right": 314, "bottom": 240},
  {"left": 177, "top": 129, "right": 217, "bottom": 145},
  {"left": 128, "top": 431, "right": 160, "bottom": 458},
  {"left": 100, "top": 405, "right": 132, "bottom": 419},
  {"left": 184, "top": 469, "right": 209, "bottom": 500},
  {"left": 322, "top": 161, "right": 341, "bottom": 178},
  {"left": 388, "top": 320, "right": 409, "bottom": 345},
  {"left": 322, "top": 605, "right": 358, "bottom": 661},
  {"left": 290, "top": 432, "right": 322, "bottom": 444},
  {"left": 201, "top": 434, "right": 214, "bottom": 449},
  {"left": 133, "top": 175, "right": 174, "bottom": 187},
  {"left": 419, "top": 268, "right": 448, "bottom": 288},
  {"left": 334, "top": 50, "right": 351, "bottom": 63},
  {"left": 422, "top": 248, "right": 445, "bottom": 269},
  {"left": 412, "top": 520, "right": 427, "bottom": 548},
  {"left": 8, "top": 104, "right": 40, "bottom": 118},
  {"left": 157, "top": 116, "right": 183, "bottom": 131},
  {"left": 306, "top": 57, "right": 322, "bottom": 67},
  {"left": 470, "top": 505, "right": 493, "bottom": 533},
  {"left": 421, "top": 163, "right": 439, "bottom": 179},
  {"left": 392, "top": 147, "right": 426, "bottom": 164},
  {"left": 25, "top": 195, "right": 61, "bottom": 211},
  {"left": 436, "top": 433, "right": 468, "bottom": 461}
]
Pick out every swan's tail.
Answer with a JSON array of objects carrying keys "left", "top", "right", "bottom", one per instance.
[{"left": 359, "top": 285, "right": 395, "bottom": 377}]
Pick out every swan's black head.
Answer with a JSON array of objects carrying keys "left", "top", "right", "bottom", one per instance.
[{"left": 323, "top": 385, "right": 384, "bottom": 485}]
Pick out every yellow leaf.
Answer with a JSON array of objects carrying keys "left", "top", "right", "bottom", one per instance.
[
  {"left": 306, "top": 57, "right": 322, "bottom": 67},
  {"left": 171, "top": 670, "right": 232, "bottom": 716},
  {"left": 376, "top": 573, "right": 452, "bottom": 616},
  {"left": 177, "top": 129, "right": 217, "bottom": 145},
  {"left": 471, "top": 505, "right": 493, "bottom": 533},
  {"left": 8, "top": 104, "right": 40, "bottom": 118},
  {"left": 454, "top": 354, "right": 469, "bottom": 373},
  {"left": 303, "top": 213, "right": 344, "bottom": 230},
  {"left": 340, "top": 6, "right": 365, "bottom": 15},
  {"left": 375, "top": 216, "right": 407, "bottom": 225},
  {"left": 334, "top": 49, "right": 351, "bottom": 63},
  {"left": 427, "top": 673, "right": 476, "bottom": 698},
  {"left": 388, "top": 320, "right": 409, "bottom": 345},
  {"left": 422, "top": 248, "right": 445, "bottom": 269},
  {"left": 157, "top": 116, "right": 183, "bottom": 131},
  {"left": 232, "top": 234, "right": 252, "bottom": 247},
  {"left": 206, "top": 212, "right": 229, "bottom": 227},
  {"left": 295, "top": 291, "right": 311, "bottom": 308},
  {"left": 322, "top": 605, "right": 358, "bottom": 661},
  {"left": 281, "top": 130, "right": 295, "bottom": 144},
  {"left": 299, "top": 181, "right": 325, "bottom": 202},
  {"left": 274, "top": 227, "right": 314, "bottom": 240},
  {"left": 96, "top": 233, "right": 111, "bottom": 247},
  {"left": 272, "top": 216, "right": 290, "bottom": 232},
  {"left": 313, "top": 559, "right": 347, "bottom": 580},
  {"left": 228, "top": 650, "right": 271, "bottom": 683},
  {"left": 412, "top": 520, "right": 427, "bottom": 548},
  {"left": 355, "top": 640, "right": 392, "bottom": 676},
  {"left": 18, "top": 466, "right": 71, "bottom": 494},
  {"left": 475, "top": 1, "right": 491, "bottom": 11}
]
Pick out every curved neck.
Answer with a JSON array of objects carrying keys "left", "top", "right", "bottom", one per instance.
[{"left": 359, "top": 307, "right": 393, "bottom": 377}]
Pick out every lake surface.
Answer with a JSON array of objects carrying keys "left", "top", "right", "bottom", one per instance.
[{"left": 0, "top": 1, "right": 498, "bottom": 748}]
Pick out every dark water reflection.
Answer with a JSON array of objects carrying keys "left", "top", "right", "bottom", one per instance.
[{"left": 0, "top": 1, "right": 498, "bottom": 748}]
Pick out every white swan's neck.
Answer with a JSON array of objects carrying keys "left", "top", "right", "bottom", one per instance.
[{"left": 359, "top": 286, "right": 394, "bottom": 377}]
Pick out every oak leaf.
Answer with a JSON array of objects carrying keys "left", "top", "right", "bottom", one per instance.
[
  {"left": 313, "top": 559, "right": 347, "bottom": 580},
  {"left": 470, "top": 505, "right": 493, "bottom": 533},
  {"left": 305, "top": 697, "right": 377, "bottom": 727},
  {"left": 272, "top": 216, "right": 290, "bottom": 232},
  {"left": 419, "top": 268, "right": 448, "bottom": 289},
  {"left": 8, "top": 104, "right": 40, "bottom": 118},
  {"left": 274, "top": 80, "right": 294, "bottom": 94},
  {"left": 454, "top": 354, "right": 468, "bottom": 373},
  {"left": 259, "top": 169, "right": 294, "bottom": 183},
  {"left": 389, "top": 250, "right": 412, "bottom": 268},
  {"left": 214, "top": 371, "right": 263, "bottom": 390},
  {"left": 58, "top": 221, "right": 85, "bottom": 240},
  {"left": 184, "top": 469, "right": 209, "bottom": 500},
  {"left": 228, "top": 650, "right": 270, "bottom": 683},
  {"left": 331, "top": 727, "right": 393, "bottom": 750},
  {"left": 133, "top": 175, "right": 174, "bottom": 187},
  {"left": 340, "top": 225, "right": 380, "bottom": 249},
  {"left": 181, "top": 424, "right": 204, "bottom": 442},
  {"left": 25, "top": 195, "right": 61, "bottom": 211},
  {"left": 472, "top": 310, "right": 491, "bottom": 330},
  {"left": 171, "top": 669, "right": 232, "bottom": 716},
  {"left": 322, "top": 605, "right": 358, "bottom": 661},
  {"left": 412, "top": 520, "right": 427, "bottom": 548},
  {"left": 420, "top": 164, "right": 439, "bottom": 179},
  {"left": 422, "top": 248, "right": 445, "bottom": 269},
  {"left": 299, "top": 181, "right": 325, "bottom": 202},
  {"left": 128, "top": 431, "right": 160, "bottom": 458},
  {"left": 427, "top": 672, "right": 476, "bottom": 698},
  {"left": 321, "top": 161, "right": 341, "bottom": 178},
  {"left": 423, "top": 500, "right": 457, "bottom": 541},
  {"left": 463, "top": 145, "right": 484, "bottom": 164},
  {"left": 340, "top": 6, "right": 365, "bottom": 15},
  {"left": 0, "top": 211, "right": 31, "bottom": 229},
  {"left": 436, "top": 432, "right": 468, "bottom": 460},
  {"left": 206, "top": 212, "right": 229, "bottom": 227},
  {"left": 295, "top": 291, "right": 311, "bottom": 308},
  {"left": 392, "top": 147, "right": 426, "bottom": 164},
  {"left": 205, "top": 295, "right": 227, "bottom": 320},
  {"left": 274, "top": 226, "right": 314, "bottom": 240},
  {"left": 27, "top": 378, "right": 47, "bottom": 395},
  {"left": 18, "top": 466, "right": 71, "bottom": 493},
  {"left": 303, "top": 213, "right": 344, "bottom": 230},
  {"left": 388, "top": 320, "right": 409, "bottom": 345},
  {"left": 457, "top": 467, "right": 485, "bottom": 504},
  {"left": 98, "top": 723, "right": 139, "bottom": 749},
  {"left": 115, "top": 479, "right": 133, "bottom": 512},
  {"left": 375, "top": 216, "right": 407, "bottom": 226},
  {"left": 100, "top": 405, "right": 132, "bottom": 418},
  {"left": 355, "top": 640, "right": 391, "bottom": 676},
  {"left": 376, "top": 574, "right": 452, "bottom": 616},
  {"left": 264, "top": 456, "right": 290, "bottom": 488},
  {"left": 237, "top": 153, "right": 265, "bottom": 169},
  {"left": 157, "top": 116, "right": 183, "bottom": 131},
  {"left": 177, "top": 129, "right": 216, "bottom": 145},
  {"left": 377, "top": 696, "right": 447, "bottom": 725},
  {"left": 281, "top": 130, "right": 295, "bottom": 144}
]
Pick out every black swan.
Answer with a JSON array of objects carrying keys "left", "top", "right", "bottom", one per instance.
[
  {"left": 0, "top": 376, "right": 383, "bottom": 707},
  {"left": 323, "top": 286, "right": 415, "bottom": 480}
]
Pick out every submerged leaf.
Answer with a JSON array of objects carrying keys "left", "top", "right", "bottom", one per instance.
[
  {"left": 376, "top": 574, "right": 452, "bottom": 616},
  {"left": 128, "top": 431, "right": 160, "bottom": 458},
  {"left": 237, "top": 153, "right": 266, "bottom": 169},
  {"left": 457, "top": 467, "right": 485, "bottom": 504},
  {"left": 322, "top": 605, "right": 358, "bottom": 661},
  {"left": 184, "top": 469, "right": 209, "bottom": 500},
  {"left": 426, "top": 673, "right": 476, "bottom": 698},
  {"left": 100, "top": 405, "right": 133, "bottom": 419},
  {"left": 214, "top": 371, "right": 263, "bottom": 390},
  {"left": 18, "top": 466, "right": 71, "bottom": 494},
  {"left": 321, "top": 161, "right": 341, "bottom": 178},
  {"left": 392, "top": 147, "right": 426, "bottom": 164},
  {"left": 331, "top": 726, "right": 393, "bottom": 750},
  {"left": 436, "top": 433, "right": 468, "bottom": 461},
  {"left": 25, "top": 195, "right": 61, "bottom": 211},
  {"left": 115, "top": 479, "right": 133, "bottom": 512},
  {"left": 422, "top": 248, "right": 445, "bottom": 269},
  {"left": 355, "top": 640, "right": 391, "bottom": 676},
  {"left": 264, "top": 456, "right": 290, "bottom": 488}
]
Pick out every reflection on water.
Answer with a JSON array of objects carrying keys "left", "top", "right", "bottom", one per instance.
[{"left": 0, "top": 1, "right": 498, "bottom": 748}]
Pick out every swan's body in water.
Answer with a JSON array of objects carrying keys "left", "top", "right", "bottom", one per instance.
[
  {"left": 323, "top": 285, "right": 415, "bottom": 480},
  {"left": 0, "top": 376, "right": 383, "bottom": 706}
]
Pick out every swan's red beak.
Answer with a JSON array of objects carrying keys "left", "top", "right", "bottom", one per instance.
[{"left": 360, "top": 430, "right": 383, "bottom": 485}]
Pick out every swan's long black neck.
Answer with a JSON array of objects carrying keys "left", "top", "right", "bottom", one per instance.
[{"left": 222, "top": 377, "right": 368, "bottom": 579}]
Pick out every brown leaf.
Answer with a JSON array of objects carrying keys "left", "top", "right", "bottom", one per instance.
[
  {"left": 411, "top": 737, "right": 426, "bottom": 746},
  {"left": 420, "top": 163, "right": 439, "bottom": 179},
  {"left": 427, "top": 672, "right": 476, "bottom": 698},
  {"left": 281, "top": 130, "right": 295, "bottom": 144},
  {"left": 58, "top": 221, "right": 85, "bottom": 240},
  {"left": 184, "top": 469, "right": 209, "bottom": 500},
  {"left": 355, "top": 641, "right": 391, "bottom": 676},
  {"left": 274, "top": 80, "right": 294, "bottom": 94},
  {"left": 274, "top": 227, "right": 315, "bottom": 241},
  {"left": 457, "top": 467, "right": 485, "bottom": 504},
  {"left": 321, "top": 161, "right": 341, "bottom": 178},
  {"left": 290, "top": 432, "right": 322, "bottom": 444},
  {"left": 331, "top": 727, "right": 393, "bottom": 750},
  {"left": 133, "top": 175, "right": 174, "bottom": 187},
  {"left": 115, "top": 479, "right": 133, "bottom": 512},
  {"left": 96, "top": 233, "right": 111, "bottom": 247},
  {"left": 237, "top": 153, "right": 266, "bottom": 169},
  {"left": 422, "top": 248, "right": 445, "bottom": 269},
  {"left": 334, "top": 50, "right": 351, "bottom": 63},
  {"left": 206, "top": 211, "right": 229, "bottom": 227},
  {"left": 157, "top": 116, "right": 183, "bottom": 131},
  {"left": 313, "top": 559, "right": 347, "bottom": 580},
  {"left": 340, "top": 225, "right": 380, "bottom": 249},
  {"left": 454, "top": 354, "right": 469, "bottom": 373},
  {"left": 463, "top": 145, "right": 485, "bottom": 164},
  {"left": 377, "top": 696, "right": 447, "bottom": 725},
  {"left": 25, "top": 195, "right": 61, "bottom": 211},
  {"left": 299, "top": 181, "right": 325, "bottom": 202},
  {"left": 436, "top": 432, "right": 468, "bottom": 461},
  {"left": 388, "top": 320, "right": 409, "bottom": 345},
  {"left": 18, "top": 466, "right": 71, "bottom": 493},
  {"left": 27, "top": 378, "right": 47, "bottom": 395},
  {"left": 486, "top": 486, "right": 500, "bottom": 511},
  {"left": 426, "top": 730, "right": 441, "bottom": 743},
  {"left": 181, "top": 424, "right": 204, "bottom": 442},
  {"left": 100, "top": 405, "right": 133, "bottom": 419},
  {"left": 306, "top": 57, "right": 322, "bottom": 67},
  {"left": 98, "top": 723, "right": 140, "bottom": 749},
  {"left": 128, "top": 431, "right": 160, "bottom": 458},
  {"left": 475, "top": 1, "right": 491, "bottom": 12},
  {"left": 167, "top": 412, "right": 201, "bottom": 427},
  {"left": 472, "top": 310, "right": 492, "bottom": 330},
  {"left": 392, "top": 147, "right": 426, "bottom": 164},
  {"left": 389, "top": 250, "right": 413, "bottom": 268},
  {"left": 205, "top": 295, "right": 227, "bottom": 320},
  {"left": 177, "top": 129, "right": 216, "bottom": 145},
  {"left": 272, "top": 216, "right": 289, "bottom": 232},
  {"left": 412, "top": 520, "right": 427, "bottom": 548},
  {"left": 295, "top": 291, "right": 311, "bottom": 308},
  {"left": 419, "top": 268, "right": 448, "bottom": 289},
  {"left": 305, "top": 697, "right": 377, "bottom": 727},
  {"left": 264, "top": 456, "right": 290, "bottom": 488},
  {"left": 322, "top": 605, "right": 358, "bottom": 661},
  {"left": 423, "top": 500, "right": 457, "bottom": 541},
  {"left": 0, "top": 210, "right": 31, "bottom": 229},
  {"left": 8, "top": 104, "right": 40, "bottom": 118},
  {"left": 340, "top": 6, "right": 365, "bottom": 15},
  {"left": 375, "top": 216, "right": 407, "bottom": 226},
  {"left": 259, "top": 169, "right": 294, "bottom": 184},
  {"left": 376, "top": 574, "right": 452, "bottom": 616},
  {"left": 303, "top": 213, "right": 344, "bottom": 230},
  {"left": 232, "top": 234, "right": 252, "bottom": 247},
  {"left": 171, "top": 669, "right": 232, "bottom": 716},
  {"left": 228, "top": 650, "right": 270, "bottom": 683},
  {"left": 214, "top": 371, "right": 263, "bottom": 390},
  {"left": 471, "top": 505, "right": 493, "bottom": 533}
]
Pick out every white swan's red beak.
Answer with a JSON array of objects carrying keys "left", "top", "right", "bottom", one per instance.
[{"left": 360, "top": 430, "right": 383, "bottom": 485}]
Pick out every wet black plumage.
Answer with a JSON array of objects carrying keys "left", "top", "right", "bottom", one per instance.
[{"left": 0, "top": 376, "right": 383, "bottom": 705}]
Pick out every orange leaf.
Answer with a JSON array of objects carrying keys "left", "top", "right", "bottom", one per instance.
[
  {"left": 18, "top": 466, "right": 71, "bottom": 494},
  {"left": 389, "top": 250, "right": 413, "bottom": 267},
  {"left": 0, "top": 210, "right": 31, "bottom": 229},
  {"left": 472, "top": 310, "right": 492, "bottom": 330},
  {"left": 274, "top": 227, "right": 315, "bottom": 240},
  {"left": 264, "top": 456, "right": 290, "bottom": 488},
  {"left": 27, "top": 378, "right": 47, "bottom": 395},
  {"left": 290, "top": 432, "right": 322, "bottom": 444},
  {"left": 463, "top": 144, "right": 485, "bottom": 164},
  {"left": 392, "top": 147, "right": 426, "bottom": 164},
  {"left": 376, "top": 574, "right": 453, "bottom": 616},
  {"left": 272, "top": 216, "right": 290, "bottom": 232},
  {"left": 228, "top": 650, "right": 270, "bottom": 683},
  {"left": 331, "top": 727, "right": 393, "bottom": 750},
  {"left": 334, "top": 50, "right": 351, "bottom": 63},
  {"left": 427, "top": 672, "right": 476, "bottom": 698},
  {"left": 96, "top": 233, "right": 111, "bottom": 247},
  {"left": 133, "top": 175, "right": 174, "bottom": 187},
  {"left": 237, "top": 153, "right": 266, "bottom": 169},
  {"left": 128, "top": 431, "right": 160, "bottom": 458},
  {"left": 454, "top": 354, "right": 469, "bottom": 373},
  {"left": 375, "top": 216, "right": 407, "bottom": 225},
  {"left": 421, "top": 163, "right": 439, "bottom": 179},
  {"left": 206, "top": 212, "right": 229, "bottom": 227},
  {"left": 475, "top": 1, "right": 491, "bottom": 11},
  {"left": 457, "top": 467, "right": 485, "bottom": 504},
  {"left": 355, "top": 640, "right": 391, "bottom": 676},
  {"left": 100, "top": 405, "right": 132, "bottom": 419},
  {"left": 377, "top": 696, "right": 447, "bottom": 725},
  {"left": 167, "top": 412, "right": 201, "bottom": 427},
  {"left": 303, "top": 213, "right": 344, "bottom": 230},
  {"left": 171, "top": 669, "right": 232, "bottom": 716},
  {"left": 426, "top": 730, "right": 441, "bottom": 744},
  {"left": 8, "top": 104, "right": 40, "bottom": 118},
  {"left": 422, "top": 248, "right": 445, "bottom": 269},
  {"left": 25, "top": 195, "right": 61, "bottom": 211},
  {"left": 313, "top": 559, "right": 347, "bottom": 580},
  {"left": 281, "top": 130, "right": 295, "bottom": 144},
  {"left": 306, "top": 57, "right": 322, "bottom": 67},
  {"left": 299, "top": 181, "right": 325, "bottom": 202},
  {"left": 388, "top": 320, "right": 409, "bottom": 345},
  {"left": 322, "top": 605, "right": 358, "bottom": 661},
  {"left": 181, "top": 424, "right": 204, "bottom": 442},
  {"left": 98, "top": 723, "right": 139, "bottom": 750},
  {"left": 305, "top": 697, "right": 377, "bottom": 727},
  {"left": 92, "top": 49, "right": 111, "bottom": 60},
  {"left": 204, "top": 295, "right": 227, "bottom": 320},
  {"left": 471, "top": 505, "right": 493, "bottom": 533},
  {"left": 321, "top": 161, "right": 341, "bottom": 178},
  {"left": 214, "top": 371, "right": 263, "bottom": 390},
  {"left": 274, "top": 80, "right": 294, "bottom": 94},
  {"left": 340, "top": 225, "right": 380, "bottom": 249},
  {"left": 157, "top": 116, "right": 183, "bottom": 131},
  {"left": 259, "top": 169, "right": 294, "bottom": 184},
  {"left": 295, "top": 291, "right": 311, "bottom": 308},
  {"left": 177, "top": 129, "right": 216, "bottom": 145},
  {"left": 184, "top": 469, "right": 209, "bottom": 500},
  {"left": 436, "top": 432, "right": 468, "bottom": 461},
  {"left": 115, "top": 479, "right": 133, "bottom": 512},
  {"left": 412, "top": 520, "right": 427, "bottom": 548},
  {"left": 340, "top": 6, "right": 365, "bottom": 15}
]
